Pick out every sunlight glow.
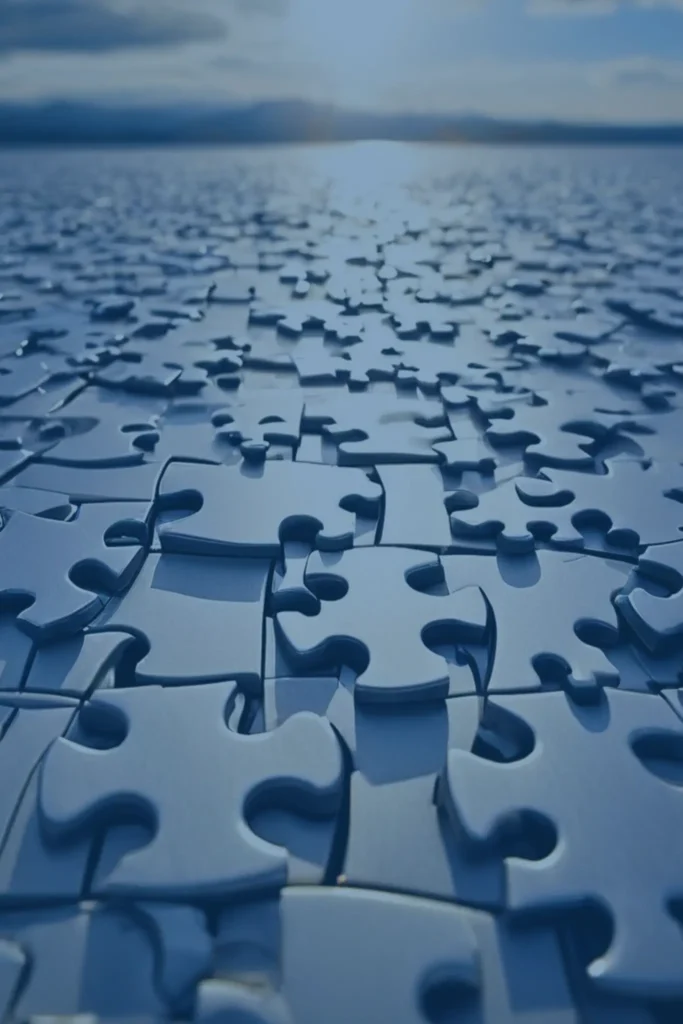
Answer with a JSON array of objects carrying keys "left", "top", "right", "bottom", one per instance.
[{"left": 284, "top": 0, "right": 417, "bottom": 107}]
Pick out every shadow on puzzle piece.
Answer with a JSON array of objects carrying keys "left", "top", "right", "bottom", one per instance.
[
  {"left": 438, "top": 688, "right": 683, "bottom": 998},
  {"left": 38, "top": 682, "right": 345, "bottom": 900}
]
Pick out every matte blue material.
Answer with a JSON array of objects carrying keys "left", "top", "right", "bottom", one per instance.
[{"left": 0, "top": 147, "right": 680, "bottom": 1020}]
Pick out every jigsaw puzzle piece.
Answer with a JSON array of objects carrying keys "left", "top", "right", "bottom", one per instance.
[
  {"left": 515, "top": 461, "right": 683, "bottom": 551},
  {"left": 439, "top": 688, "right": 683, "bottom": 998},
  {"left": 0, "top": 902, "right": 208, "bottom": 1019},
  {"left": 94, "top": 553, "right": 269, "bottom": 689},
  {"left": 39, "top": 683, "right": 344, "bottom": 899},
  {"left": 443, "top": 550, "right": 628, "bottom": 694},
  {"left": 450, "top": 476, "right": 584, "bottom": 554},
  {"left": 158, "top": 459, "right": 381, "bottom": 558},
  {"left": 0, "top": 483, "right": 74, "bottom": 520},
  {"left": 276, "top": 547, "right": 487, "bottom": 703},
  {"left": 10, "top": 460, "right": 164, "bottom": 501},
  {"left": 304, "top": 392, "right": 451, "bottom": 465},
  {"left": 484, "top": 389, "right": 644, "bottom": 469},
  {"left": 0, "top": 504, "right": 147, "bottom": 641},
  {"left": 197, "top": 891, "right": 581, "bottom": 1023},
  {"left": 24, "top": 631, "right": 136, "bottom": 696},
  {"left": 211, "top": 390, "right": 303, "bottom": 459},
  {"left": 377, "top": 464, "right": 453, "bottom": 549},
  {"left": 0, "top": 613, "right": 33, "bottom": 690},
  {"left": 433, "top": 435, "right": 498, "bottom": 475},
  {"left": 0, "top": 937, "right": 26, "bottom": 1022},
  {"left": 92, "top": 351, "right": 184, "bottom": 396},
  {"left": 271, "top": 540, "right": 319, "bottom": 615},
  {"left": 343, "top": 697, "right": 504, "bottom": 906},
  {"left": 278, "top": 887, "right": 479, "bottom": 1024},
  {"left": 616, "top": 540, "right": 683, "bottom": 653},
  {"left": 0, "top": 695, "right": 95, "bottom": 902},
  {"left": 0, "top": 354, "right": 72, "bottom": 408},
  {"left": 38, "top": 409, "right": 159, "bottom": 468}
]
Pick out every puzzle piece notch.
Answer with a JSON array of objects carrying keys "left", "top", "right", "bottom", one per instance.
[{"left": 39, "top": 683, "right": 345, "bottom": 899}]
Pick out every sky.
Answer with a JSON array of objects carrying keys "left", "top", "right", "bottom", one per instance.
[{"left": 1, "top": 0, "right": 683, "bottom": 123}]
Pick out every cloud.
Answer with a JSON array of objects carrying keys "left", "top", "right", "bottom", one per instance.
[
  {"left": 0, "top": 0, "right": 228, "bottom": 54},
  {"left": 529, "top": 0, "right": 683, "bottom": 12},
  {"left": 597, "top": 55, "right": 683, "bottom": 86}
]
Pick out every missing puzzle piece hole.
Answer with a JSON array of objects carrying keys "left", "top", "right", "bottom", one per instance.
[
  {"left": 631, "top": 731, "right": 683, "bottom": 788},
  {"left": 421, "top": 972, "right": 480, "bottom": 1023}
]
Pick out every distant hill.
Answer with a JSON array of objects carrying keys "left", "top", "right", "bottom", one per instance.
[{"left": 1, "top": 99, "right": 683, "bottom": 145}]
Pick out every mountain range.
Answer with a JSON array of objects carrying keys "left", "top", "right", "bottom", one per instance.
[{"left": 1, "top": 99, "right": 683, "bottom": 145}]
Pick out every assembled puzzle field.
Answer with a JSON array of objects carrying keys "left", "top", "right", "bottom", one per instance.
[{"left": 0, "top": 144, "right": 682, "bottom": 1021}]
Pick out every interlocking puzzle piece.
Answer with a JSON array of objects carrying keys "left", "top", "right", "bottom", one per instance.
[
  {"left": 443, "top": 550, "right": 628, "bottom": 694},
  {"left": 11, "top": 460, "right": 164, "bottom": 502},
  {"left": 616, "top": 541, "right": 683, "bottom": 653},
  {"left": 276, "top": 547, "right": 487, "bottom": 702},
  {"left": 484, "top": 389, "right": 644, "bottom": 469},
  {"left": 280, "top": 887, "right": 478, "bottom": 1024},
  {"left": 39, "top": 683, "right": 344, "bottom": 899},
  {"left": 303, "top": 392, "right": 451, "bottom": 465},
  {"left": 197, "top": 894, "right": 581, "bottom": 1023},
  {"left": 0, "top": 613, "right": 34, "bottom": 690},
  {"left": 0, "top": 902, "right": 209, "bottom": 1019},
  {"left": 94, "top": 553, "right": 270, "bottom": 689},
  {"left": 0, "top": 484, "right": 74, "bottom": 520},
  {"left": 0, "top": 695, "right": 93, "bottom": 902},
  {"left": 377, "top": 464, "right": 453, "bottom": 549},
  {"left": 439, "top": 688, "right": 683, "bottom": 997},
  {"left": 514, "top": 460, "right": 683, "bottom": 551},
  {"left": 450, "top": 476, "right": 583, "bottom": 554},
  {"left": 0, "top": 937, "right": 25, "bottom": 1022},
  {"left": 271, "top": 540, "right": 319, "bottom": 615},
  {"left": 0, "top": 696, "right": 77, "bottom": 851},
  {"left": 25, "top": 631, "right": 136, "bottom": 696},
  {"left": 0, "top": 354, "right": 71, "bottom": 408},
  {"left": 343, "top": 698, "right": 503, "bottom": 906},
  {"left": 211, "top": 390, "right": 303, "bottom": 458},
  {"left": 158, "top": 459, "right": 381, "bottom": 558},
  {"left": 0, "top": 505, "right": 146, "bottom": 641},
  {"left": 38, "top": 386, "right": 162, "bottom": 468}
]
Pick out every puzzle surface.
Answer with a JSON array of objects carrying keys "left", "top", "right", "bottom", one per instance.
[{"left": 0, "top": 145, "right": 682, "bottom": 1021}]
